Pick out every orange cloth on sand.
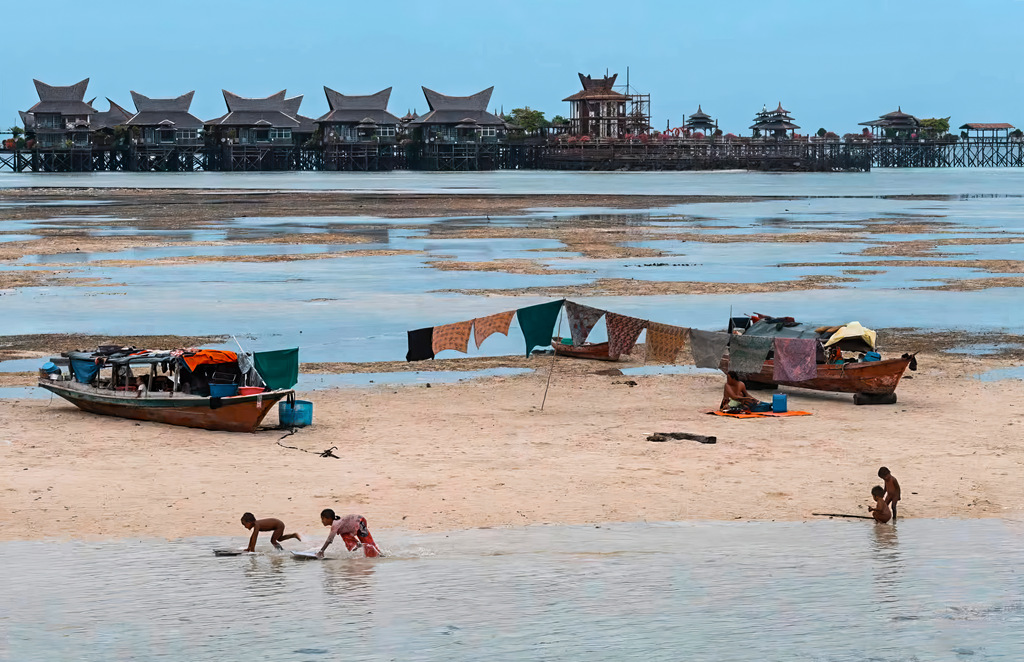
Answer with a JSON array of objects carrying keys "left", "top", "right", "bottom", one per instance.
[
  {"left": 708, "top": 410, "right": 812, "bottom": 419},
  {"left": 472, "top": 310, "right": 515, "bottom": 349},
  {"left": 432, "top": 320, "right": 473, "bottom": 355},
  {"left": 181, "top": 349, "right": 238, "bottom": 372},
  {"left": 645, "top": 323, "right": 689, "bottom": 364}
]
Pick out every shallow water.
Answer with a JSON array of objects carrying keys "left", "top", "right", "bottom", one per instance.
[
  {"left": 2, "top": 519, "right": 1023, "bottom": 661},
  {"left": 3, "top": 171, "right": 1024, "bottom": 363},
  {"left": 976, "top": 366, "right": 1024, "bottom": 381},
  {"left": 5, "top": 167, "right": 1024, "bottom": 196}
]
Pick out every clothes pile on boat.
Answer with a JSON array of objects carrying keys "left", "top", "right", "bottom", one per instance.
[{"left": 406, "top": 299, "right": 884, "bottom": 377}]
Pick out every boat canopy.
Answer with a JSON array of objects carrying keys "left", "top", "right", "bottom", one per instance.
[{"left": 743, "top": 319, "right": 877, "bottom": 352}]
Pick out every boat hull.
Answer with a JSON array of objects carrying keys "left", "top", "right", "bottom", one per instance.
[
  {"left": 720, "top": 357, "right": 911, "bottom": 395},
  {"left": 552, "top": 338, "right": 620, "bottom": 362},
  {"left": 38, "top": 381, "right": 292, "bottom": 432}
]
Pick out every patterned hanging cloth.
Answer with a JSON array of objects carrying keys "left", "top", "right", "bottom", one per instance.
[
  {"left": 432, "top": 320, "right": 474, "bottom": 355},
  {"left": 516, "top": 300, "right": 564, "bottom": 356},
  {"left": 406, "top": 327, "right": 435, "bottom": 362},
  {"left": 645, "top": 323, "right": 690, "bottom": 364},
  {"left": 605, "top": 312, "right": 647, "bottom": 357},
  {"left": 772, "top": 337, "right": 819, "bottom": 382},
  {"left": 564, "top": 300, "right": 605, "bottom": 347},
  {"left": 728, "top": 334, "right": 774, "bottom": 374},
  {"left": 690, "top": 330, "right": 731, "bottom": 369},
  {"left": 472, "top": 310, "right": 516, "bottom": 349}
]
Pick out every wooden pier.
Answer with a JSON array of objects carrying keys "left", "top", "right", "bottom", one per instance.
[{"left": 2, "top": 138, "right": 1023, "bottom": 173}]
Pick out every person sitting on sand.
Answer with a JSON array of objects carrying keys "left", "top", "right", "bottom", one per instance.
[
  {"left": 867, "top": 486, "right": 892, "bottom": 524},
  {"left": 317, "top": 509, "right": 381, "bottom": 558},
  {"left": 720, "top": 372, "right": 760, "bottom": 411},
  {"left": 240, "top": 513, "right": 301, "bottom": 552},
  {"left": 878, "top": 467, "right": 901, "bottom": 519}
]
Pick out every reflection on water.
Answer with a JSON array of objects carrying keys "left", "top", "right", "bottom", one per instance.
[{"left": 1, "top": 519, "right": 1023, "bottom": 660}]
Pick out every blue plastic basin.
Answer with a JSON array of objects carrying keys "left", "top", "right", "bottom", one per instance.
[
  {"left": 209, "top": 383, "right": 238, "bottom": 398},
  {"left": 279, "top": 400, "right": 313, "bottom": 427}
]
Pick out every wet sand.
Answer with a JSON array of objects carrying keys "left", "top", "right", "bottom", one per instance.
[{"left": 1, "top": 346, "right": 1023, "bottom": 541}]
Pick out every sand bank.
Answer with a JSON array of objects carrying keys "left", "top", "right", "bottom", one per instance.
[{"left": 1, "top": 348, "right": 1022, "bottom": 541}]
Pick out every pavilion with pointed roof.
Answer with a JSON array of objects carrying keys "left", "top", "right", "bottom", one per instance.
[
  {"left": 751, "top": 102, "right": 799, "bottom": 138},
  {"left": 125, "top": 91, "right": 204, "bottom": 146},
  {"left": 205, "top": 90, "right": 315, "bottom": 145},
  {"left": 859, "top": 107, "right": 920, "bottom": 138},
  {"left": 316, "top": 87, "right": 401, "bottom": 144},
  {"left": 409, "top": 87, "right": 506, "bottom": 142},
  {"left": 21, "top": 78, "right": 96, "bottom": 147},
  {"left": 685, "top": 105, "right": 716, "bottom": 134},
  {"left": 562, "top": 73, "right": 628, "bottom": 138}
]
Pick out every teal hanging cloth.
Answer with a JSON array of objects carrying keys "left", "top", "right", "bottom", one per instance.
[
  {"left": 516, "top": 300, "right": 563, "bottom": 357},
  {"left": 253, "top": 347, "right": 299, "bottom": 390}
]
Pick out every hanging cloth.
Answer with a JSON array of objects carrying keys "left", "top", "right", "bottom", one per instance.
[
  {"left": 772, "top": 337, "right": 819, "bottom": 382},
  {"left": 690, "top": 330, "right": 732, "bottom": 369},
  {"left": 516, "top": 300, "right": 564, "bottom": 356},
  {"left": 432, "top": 320, "right": 473, "bottom": 355},
  {"left": 606, "top": 312, "right": 647, "bottom": 357},
  {"left": 253, "top": 348, "right": 299, "bottom": 390},
  {"left": 728, "top": 335, "right": 773, "bottom": 374},
  {"left": 646, "top": 323, "right": 690, "bottom": 364},
  {"left": 564, "top": 300, "right": 605, "bottom": 347},
  {"left": 406, "top": 327, "right": 435, "bottom": 362},
  {"left": 472, "top": 310, "right": 515, "bottom": 349}
]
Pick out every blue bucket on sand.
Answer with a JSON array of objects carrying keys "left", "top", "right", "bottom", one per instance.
[
  {"left": 279, "top": 400, "right": 313, "bottom": 427},
  {"left": 772, "top": 393, "right": 788, "bottom": 413}
]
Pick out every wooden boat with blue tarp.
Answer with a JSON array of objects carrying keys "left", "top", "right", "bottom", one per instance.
[{"left": 37, "top": 346, "right": 299, "bottom": 432}]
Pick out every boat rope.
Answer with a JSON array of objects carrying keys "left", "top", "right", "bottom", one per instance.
[{"left": 276, "top": 430, "right": 339, "bottom": 459}]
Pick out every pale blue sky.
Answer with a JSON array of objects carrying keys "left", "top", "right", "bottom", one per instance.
[{"left": 6, "top": 0, "right": 1023, "bottom": 134}]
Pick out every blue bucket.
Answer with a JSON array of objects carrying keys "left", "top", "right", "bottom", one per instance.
[
  {"left": 279, "top": 400, "right": 313, "bottom": 427},
  {"left": 209, "top": 383, "right": 238, "bottom": 398},
  {"left": 772, "top": 393, "right": 788, "bottom": 413}
]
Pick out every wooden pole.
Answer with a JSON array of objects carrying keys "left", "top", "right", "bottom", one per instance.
[{"left": 540, "top": 301, "right": 565, "bottom": 412}]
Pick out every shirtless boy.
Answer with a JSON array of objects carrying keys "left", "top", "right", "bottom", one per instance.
[
  {"left": 240, "top": 513, "right": 301, "bottom": 552},
  {"left": 878, "top": 467, "right": 901, "bottom": 519},
  {"left": 720, "top": 372, "right": 760, "bottom": 411},
  {"left": 868, "top": 486, "right": 892, "bottom": 523}
]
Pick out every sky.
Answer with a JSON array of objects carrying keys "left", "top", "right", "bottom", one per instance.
[{"left": 5, "top": 0, "right": 1024, "bottom": 136}]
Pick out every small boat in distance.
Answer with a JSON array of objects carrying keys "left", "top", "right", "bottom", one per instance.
[
  {"left": 551, "top": 337, "right": 620, "bottom": 362},
  {"left": 38, "top": 346, "right": 298, "bottom": 432}
]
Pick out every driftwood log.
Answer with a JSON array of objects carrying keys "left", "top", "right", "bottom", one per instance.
[{"left": 647, "top": 432, "right": 717, "bottom": 444}]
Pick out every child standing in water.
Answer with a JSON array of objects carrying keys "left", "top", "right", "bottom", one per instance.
[
  {"left": 868, "top": 486, "right": 892, "bottom": 524},
  {"left": 317, "top": 509, "right": 381, "bottom": 558},
  {"left": 240, "top": 513, "right": 301, "bottom": 552},
  {"left": 878, "top": 467, "right": 901, "bottom": 519}
]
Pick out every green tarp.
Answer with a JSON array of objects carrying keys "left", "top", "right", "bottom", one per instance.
[
  {"left": 516, "top": 300, "right": 564, "bottom": 357},
  {"left": 254, "top": 348, "right": 299, "bottom": 390}
]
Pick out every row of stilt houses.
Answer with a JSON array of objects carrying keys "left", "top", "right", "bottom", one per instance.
[{"left": 5, "top": 74, "right": 1023, "bottom": 172}]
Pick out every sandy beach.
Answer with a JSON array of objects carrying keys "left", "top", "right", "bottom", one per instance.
[{"left": 2, "top": 344, "right": 1022, "bottom": 542}]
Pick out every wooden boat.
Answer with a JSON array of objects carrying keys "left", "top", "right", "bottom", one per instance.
[
  {"left": 38, "top": 380, "right": 292, "bottom": 433},
  {"left": 719, "top": 355, "right": 912, "bottom": 396},
  {"left": 552, "top": 337, "right": 620, "bottom": 362}
]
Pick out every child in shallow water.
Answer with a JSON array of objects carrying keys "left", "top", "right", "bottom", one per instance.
[
  {"left": 240, "top": 513, "right": 301, "bottom": 552},
  {"left": 867, "top": 486, "right": 892, "bottom": 524},
  {"left": 317, "top": 509, "right": 381, "bottom": 558}
]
